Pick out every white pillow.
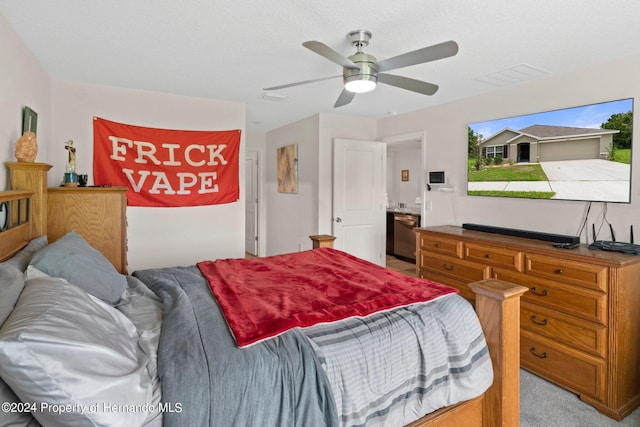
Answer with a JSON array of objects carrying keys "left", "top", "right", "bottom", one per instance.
[
  {"left": 0, "top": 277, "right": 154, "bottom": 427},
  {"left": 23, "top": 264, "right": 50, "bottom": 280}
]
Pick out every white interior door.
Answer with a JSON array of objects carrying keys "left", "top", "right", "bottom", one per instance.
[
  {"left": 333, "top": 138, "right": 385, "bottom": 266},
  {"left": 245, "top": 150, "right": 258, "bottom": 255}
]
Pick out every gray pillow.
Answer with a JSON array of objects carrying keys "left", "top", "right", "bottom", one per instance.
[
  {"left": 30, "top": 231, "right": 126, "bottom": 304},
  {"left": 1, "top": 236, "right": 48, "bottom": 271},
  {"left": 0, "top": 264, "right": 25, "bottom": 326}
]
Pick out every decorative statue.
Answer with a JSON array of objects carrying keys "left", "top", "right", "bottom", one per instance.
[
  {"left": 15, "top": 131, "right": 38, "bottom": 162},
  {"left": 65, "top": 140, "right": 76, "bottom": 173}
]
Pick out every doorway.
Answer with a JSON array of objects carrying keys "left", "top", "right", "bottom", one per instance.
[
  {"left": 518, "top": 143, "right": 530, "bottom": 163},
  {"left": 332, "top": 138, "right": 385, "bottom": 266},
  {"left": 382, "top": 131, "right": 426, "bottom": 267},
  {"left": 245, "top": 148, "right": 263, "bottom": 256}
]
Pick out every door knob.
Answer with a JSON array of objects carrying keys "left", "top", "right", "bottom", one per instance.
[{"left": 335, "top": 217, "right": 342, "bottom": 222}]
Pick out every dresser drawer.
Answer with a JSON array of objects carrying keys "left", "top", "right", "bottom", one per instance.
[
  {"left": 419, "top": 234, "right": 463, "bottom": 259},
  {"left": 464, "top": 242, "right": 523, "bottom": 272},
  {"left": 525, "top": 254, "right": 607, "bottom": 291},
  {"left": 420, "top": 270, "right": 476, "bottom": 302},
  {"left": 420, "top": 252, "right": 490, "bottom": 283},
  {"left": 495, "top": 269, "right": 607, "bottom": 323},
  {"left": 521, "top": 303, "right": 606, "bottom": 357},
  {"left": 521, "top": 331, "right": 606, "bottom": 401}
]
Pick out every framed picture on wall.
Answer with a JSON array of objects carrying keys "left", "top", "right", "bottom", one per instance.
[
  {"left": 401, "top": 169, "right": 409, "bottom": 181},
  {"left": 22, "top": 106, "right": 38, "bottom": 135},
  {"left": 277, "top": 143, "right": 298, "bottom": 193}
]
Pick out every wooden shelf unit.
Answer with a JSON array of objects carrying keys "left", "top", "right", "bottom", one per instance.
[
  {"left": 415, "top": 225, "right": 640, "bottom": 421},
  {"left": 47, "top": 186, "right": 128, "bottom": 274}
]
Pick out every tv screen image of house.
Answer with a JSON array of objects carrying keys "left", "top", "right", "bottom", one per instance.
[{"left": 467, "top": 98, "right": 633, "bottom": 203}]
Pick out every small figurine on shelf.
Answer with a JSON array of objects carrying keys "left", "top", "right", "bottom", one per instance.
[
  {"left": 63, "top": 140, "right": 78, "bottom": 187},
  {"left": 14, "top": 131, "right": 38, "bottom": 162},
  {"left": 65, "top": 140, "right": 76, "bottom": 173}
]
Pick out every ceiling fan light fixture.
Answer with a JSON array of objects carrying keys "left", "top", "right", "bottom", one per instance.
[
  {"left": 343, "top": 52, "right": 378, "bottom": 93},
  {"left": 344, "top": 76, "right": 377, "bottom": 93}
]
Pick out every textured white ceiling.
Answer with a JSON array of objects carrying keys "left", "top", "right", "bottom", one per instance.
[{"left": 2, "top": 0, "right": 640, "bottom": 133}]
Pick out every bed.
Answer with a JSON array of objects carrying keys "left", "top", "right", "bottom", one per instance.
[{"left": 0, "top": 163, "right": 527, "bottom": 427}]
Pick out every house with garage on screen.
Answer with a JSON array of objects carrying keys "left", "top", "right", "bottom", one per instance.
[{"left": 479, "top": 124, "right": 619, "bottom": 163}]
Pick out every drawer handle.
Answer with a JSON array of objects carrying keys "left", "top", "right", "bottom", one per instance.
[
  {"left": 435, "top": 243, "right": 441, "bottom": 248},
  {"left": 530, "top": 315, "right": 548, "bottom": 326},
  {"left": 443, "top": 263, "right": 455, "bottom": 271},
  {"left": 485, "top": 253, "right": 492, "bottom": 259},
  {"left": 556, "top": 269, "right": 564, "bottom": 274},
  {"left": 530, "top": 287, "right": 549, "bottom": 296},
  {"left": 530, "top": 347, "right": 548, "bottom": 359}
]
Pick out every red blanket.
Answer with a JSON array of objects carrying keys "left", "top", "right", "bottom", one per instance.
[{"left": 197, "top": 248, "right": 458, "bottom": 347}]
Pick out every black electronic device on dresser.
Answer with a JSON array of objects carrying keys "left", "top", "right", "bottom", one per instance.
[
  {"left": 589, "top": 224, "right": 640, "bottom": 255},
  {"left": 590, "top": 240, "right": 640, "bottom": 255},
  {"left": 462, "top": 223, "right": 579, "bottom": 244}
]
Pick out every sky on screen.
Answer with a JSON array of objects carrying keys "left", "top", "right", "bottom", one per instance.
[{"left": 470, "top": 98, "right": 633, "bottom": 140}]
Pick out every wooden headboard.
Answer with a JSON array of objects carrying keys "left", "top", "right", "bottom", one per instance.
[
  {"left": 0, "top": 162, "right": 51, "bottom": 261},
  {"left": 0, "top": 190, "right": 35, "bottom": 261}
]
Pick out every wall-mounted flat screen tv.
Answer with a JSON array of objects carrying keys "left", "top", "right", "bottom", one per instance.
[{"left": 467, "top": 98, "right": 633, "bottom": 203}]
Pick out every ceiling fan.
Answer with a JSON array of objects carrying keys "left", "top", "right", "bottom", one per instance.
[{"left": 263, "top": 30, "right": 459, "bottom": 108}]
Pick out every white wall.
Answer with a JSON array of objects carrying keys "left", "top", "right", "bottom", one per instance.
[
  {"left": 265, "top": 113, "right": 377, "bottom": 255},
  {"left": 387, "top": 144, "right": 421, "bottom": 209},
  {"left": 378, "top": 54, "right": 640, "bottom": 243},
  {"left": 0, "top": 15, "right": 51, "bottom": 189},
  {"left": 50, "top": 81, "right": 245, "bottom": 270},
  {"left": 265, "top": 115, "right": 319, "bottom": 255}
]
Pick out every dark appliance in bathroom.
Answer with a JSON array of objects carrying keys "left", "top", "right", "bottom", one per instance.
[{"left": 393, "top": 213, "right": 420, "bottom": 262}]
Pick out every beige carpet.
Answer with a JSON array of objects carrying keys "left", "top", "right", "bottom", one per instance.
[{"left": 521, "top": 369, "right": 640, "bottom": 426}]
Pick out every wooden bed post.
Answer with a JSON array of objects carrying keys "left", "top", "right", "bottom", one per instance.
[
  {"left": 309, "top": 234, "right": 336, "bottom": 249},
  {"left": 469, "top": 279, "right": 528, "bottom": 427},
  {"left": 408, "top": 279, "right": 526, "bottom": 427}
]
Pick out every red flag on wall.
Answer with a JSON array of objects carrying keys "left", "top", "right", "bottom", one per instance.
[{"left": 93, "top": 117, "right": 241, "bottom": 207}]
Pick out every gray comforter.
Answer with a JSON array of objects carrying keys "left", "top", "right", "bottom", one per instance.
[
  {"left": 134, "top": 264, "right": 492, "bottom": 427},
  {"left": 304, "top": 296, "right": 492, "bottom": 426},
  {"left": 133, "top": 265, "right": 338, "bottom": 427}
]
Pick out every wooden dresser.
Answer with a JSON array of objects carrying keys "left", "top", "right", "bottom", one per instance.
[
  {"left": 415, "top": 225, "right": 640, "bottom": 421},
  {"left": 47, "top": 187, "right": 128, "bottom": 274}
]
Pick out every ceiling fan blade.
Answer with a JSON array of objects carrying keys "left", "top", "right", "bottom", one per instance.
[
  {"left": 378, "top": 73, "right": 439, "bottom": 96},
  {"left": 303, "top": 41, "right": 359, "bottom": 69},
  {"left": 377, "top": 40, "right": 458, "bottom": 72},
  {"left": 334, "top": 89, "right": 356, "bottom": 108},
  {"left": 263, "top": 75, "right": 341, "bottom": 91}
]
